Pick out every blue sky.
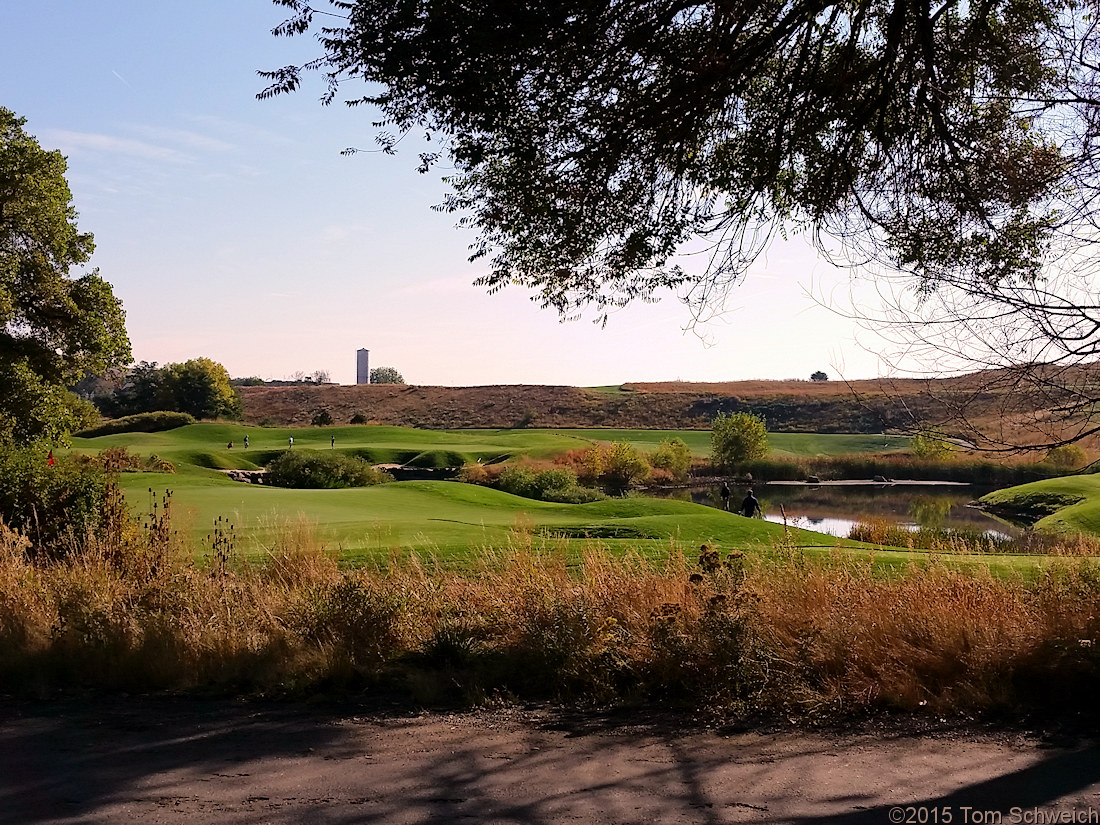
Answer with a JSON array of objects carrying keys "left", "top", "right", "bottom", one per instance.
[{"left": 1, "top": 1, "right": 897, "bottom": 386}]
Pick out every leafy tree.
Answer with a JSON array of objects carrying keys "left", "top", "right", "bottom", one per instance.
[
  {"left": 99, "top": 358, "right": 241, "bottom": 420},
  {"left": 910, "top": 430, "right": 954, "bottom": 460},
  {"left": 810, "top": 371, "right": 829, "bottom": 382},
  {"left": 261, "top": 1, "right": 1095, "bottom": 325},
  {"left": 369, "top": 366, "right": 405, "bottom": 384},
  {"left": 97, "top": 360, "right": 163, "bottom": 417},
  {"left": 160, "top": 358, "right": 242, "bottom": 420},
  {"left": 0, "top": 107, "right": 130, "bottom": 443},
  {"left": 711, "top": 413, "right": 769, "bottom": 470}
]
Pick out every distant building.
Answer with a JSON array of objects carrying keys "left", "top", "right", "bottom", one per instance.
[{"left": 356, "top": 349, "right": 370, "bottom": 384}]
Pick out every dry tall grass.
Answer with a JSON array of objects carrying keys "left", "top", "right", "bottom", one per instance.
[{"left": 3, "top": 491, "right": 1100, "bottom": 721}]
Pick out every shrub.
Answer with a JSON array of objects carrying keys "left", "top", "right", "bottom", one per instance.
[
  {"left": 554, "top": 447, "right": 604, "bottom": 485},
  {"left": 349, "top": 412, "right": 369, "bottom": 424},
  {"left": 650, "top": 437, "right": 692, "bottom": 481},
  {"left": 604, "top": 442, "right": 651, "bottom": 488},
  {"left": 311, "top": 409, "right": 334, "bottom": 427},
  {"left": 457, "top": 462, "right": 491, "bottom": 484},
  {"left": 711, "top": 412, "right": 768, "bottom": 471},
  {"left": 497, "top": 465, "right": 538, "bottom": 498},
  {"left": 76, "top": 411, "right": 196, "bottom": 438},
  {"left": 265, "top": 451, "right": 393, "bottom": 489},
  {"left": 0, "top": 444, "right": 110, "bottom": 553},
  {"left": 493, "top": 464, "right": 603, "bottom": 503},
  {"left": 1046, "top": 444, "right": 1088, "bottom": 471},
  {"left": 93, "top": 446, "right": 175, "bottom": 474}
]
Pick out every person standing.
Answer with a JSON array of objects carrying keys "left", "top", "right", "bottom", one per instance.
[
  {"left": 740, "top": 489, "right": 761, "bottom": 518},
  {"left": 244, "top": 435, "right": 249, "bottom": 449},
  {"left": 288, "top": 436, "right": 294, "bottom": 449},
  {"left": 720, "top": 482, "right": 731, "bottom": 511},
  {"left": 330, "top": 435, "right": 335, "bottom": 450}
]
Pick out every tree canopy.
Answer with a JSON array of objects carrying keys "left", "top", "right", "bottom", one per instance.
[
  {"left": 0, "top": 107, "right": 130, "bottom": 444},
  {"left": 369, "top": 366, "right": 405, "bottom": 384},
  {"left": 711, "top": 412, "right": 769, "bottom": 469},
  {"left": 261, "top": 0, "right": 1099, "bottom": 325},
  {"left": 97, "top": 358, "right": 242, "bottom": 421}
]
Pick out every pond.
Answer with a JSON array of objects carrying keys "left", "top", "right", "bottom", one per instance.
[{"left": 650, "top": 481, "right": 1021, "bottom": 540}]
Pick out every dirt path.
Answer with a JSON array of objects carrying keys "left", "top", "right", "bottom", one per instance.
[{"left": 4, "top": 697, "right": 1100, "bottom": 825}]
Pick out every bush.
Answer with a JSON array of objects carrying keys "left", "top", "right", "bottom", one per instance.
[
  {"left": 650, "top": 438, "right": 692, "bottom": 481},
  {"left": 552, "top": 444, "right": 651, "bottom": 489},
  {"left": 95, "top": 446, "right": 175, "bottom": 474},
  {"left": 265, "top": 451, "right": 393, "bottom": 489},
  {"left": 711, "top": 412, "right": 768, "bottom": 471},
  {"left": 494, "top": 464, "right": 604, "bottom": 503},
  {"left": 76, "top": 411, "right": 196, "bottom": 438},
  {"left": 604, "top": 442, "right": 651, "bottom": 488},
  {"left": 554, "top": 447, "right": 604, "bottom": 485},
  {"left": 349, "top": 412, "right": 369, "bottom": 425},
  {"left": 1046, "top": 444, "right": 1088, "bottom": 470},
  {"left": 0, "top": 444, "right": 110, "bottom": 552},
  {"left": 311, "top": 409, "right": 334, "bottom": 427},
  {"left": 496, "top": 465, "right": 538, "bottom": 498}
]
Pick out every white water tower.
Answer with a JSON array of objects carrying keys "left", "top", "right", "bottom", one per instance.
[{"left": 356, "top": 348, "right": 370, "bottom": 384}]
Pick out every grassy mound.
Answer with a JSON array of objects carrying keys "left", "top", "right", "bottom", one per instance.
[
  {"left": 76, "top": 411, "right": 196, "bottom": 437},
  {"left": 980, "top": 475, "right": 1100, "bottom": 532}
]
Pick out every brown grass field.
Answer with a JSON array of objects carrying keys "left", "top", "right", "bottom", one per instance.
[{"left": 240, "top": 372, "right": 1100, "bottom": 449}]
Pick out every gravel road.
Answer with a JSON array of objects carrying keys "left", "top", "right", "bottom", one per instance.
[{"left": 3, "top": 697, "right": 1099, "bottom": 825}]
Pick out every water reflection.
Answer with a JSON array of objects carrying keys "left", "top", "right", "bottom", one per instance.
[{"left": 651, "top": 482, "right": 1020, "bottom": 540}]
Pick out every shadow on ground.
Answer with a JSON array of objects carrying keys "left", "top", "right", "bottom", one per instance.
[{"left": 2, "top": 696, "right": 1099, "bottom": 824}]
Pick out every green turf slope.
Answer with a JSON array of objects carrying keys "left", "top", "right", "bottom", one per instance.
[
  {"left": 119, "top": 473, "right": 834, "bottom": 563},
  {"left": 979, "top": 475, "right": 1100, "bottom": 534},
  {"left": 71, "top": 424, "right": 594, "bottom": 475}
]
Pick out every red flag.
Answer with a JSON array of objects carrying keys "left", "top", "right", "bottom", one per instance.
[{"left": 47, "top": 450, "right": 55, "bottom": 466}]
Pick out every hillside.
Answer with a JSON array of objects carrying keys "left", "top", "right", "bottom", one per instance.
[{"left": 239, "top": 379, "right": 970, "bottom": 434}]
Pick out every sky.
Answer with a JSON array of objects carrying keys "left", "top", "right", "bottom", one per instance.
[{"left": 1, "top": 1, "right": 902, "bottom": 387}]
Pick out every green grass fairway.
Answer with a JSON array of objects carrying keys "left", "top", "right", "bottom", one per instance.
[
  {"left": 67, "top": 422, "right": 1042, "bottom": 575},
  {"left": 118, "top": 473, "right": 836, "bottom": 564},
  {"left": 459, "top": 428, "right": 910, "bottom": 457},
  {"left": 980, "top": 475, "right": 1100, "bottom": 534},
  {"left": 119, "top": 472, "right": 1033, "bottom": 575},
  {"left": 73, "top": 424, "right": 908, "bottom": 475},
  {"left": 73, "top": 424, "right": 595, "bottom": 475}
]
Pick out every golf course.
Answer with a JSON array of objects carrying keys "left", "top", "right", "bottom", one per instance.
[{"left": 66, "top": 422, "right": 1058, "bottom": 575}]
